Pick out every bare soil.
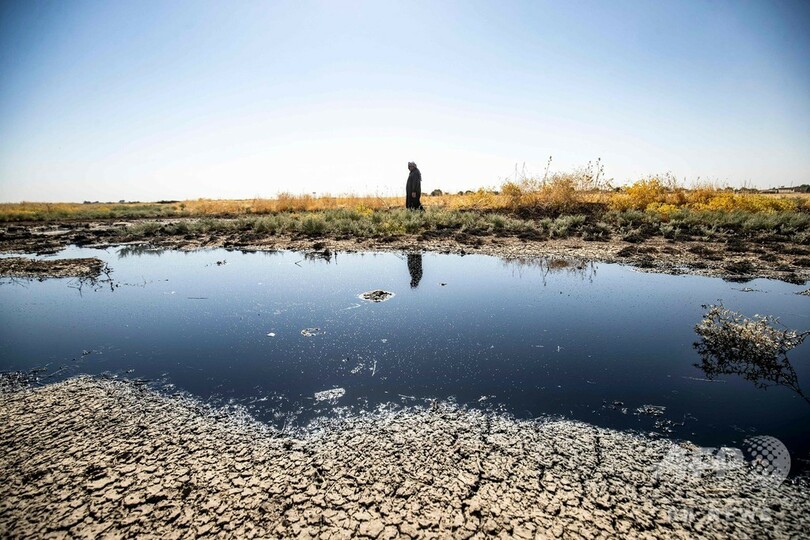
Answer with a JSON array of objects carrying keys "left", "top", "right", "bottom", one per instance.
[
  {"left": 0, "top": 219, "right": 807, "bottom": 283},
  {"left": 0, "top": 256, "right": 107, "bottom": 279},
  {"left": 2, "top": 377, "right": 808, "bottom": 539}
]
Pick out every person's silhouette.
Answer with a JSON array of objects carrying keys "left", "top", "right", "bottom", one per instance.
[
  {"left": 406, "top": 162, "right": 423, "bottom": 210},
  {"left": 407, "top": 254, "right": 423, "bottom": 288}
]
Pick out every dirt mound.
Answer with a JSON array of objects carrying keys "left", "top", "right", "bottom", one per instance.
[{"left": 0, "top": 257, "right": 107, "bottom": 279}]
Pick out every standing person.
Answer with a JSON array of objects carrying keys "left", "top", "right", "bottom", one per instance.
[{"left": 406, "top": 161, "right": 423, "bottom": 210}]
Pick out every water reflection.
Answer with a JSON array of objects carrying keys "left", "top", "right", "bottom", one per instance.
[
  {"left": 68, "top": 272, "right": 116, "bottom": 295},
  {"left": 117, "top": 245, "right": 168, "bottom": 258},
  {"left": 304, "top": 249, "right": 333, "bottom": 263},
  {"left": 693, "top": 306, "right": 810, "bottom": 404},
  {"left": 501, "top": 256, "right": 596, "bottom": 284},
  {"left": 407, "top": 254, "right": 423, "bottom": 288},
  {"left": 695, "top": 345, "right": 810, "bottom": 405}
]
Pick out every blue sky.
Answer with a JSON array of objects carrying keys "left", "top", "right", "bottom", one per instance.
[{"left": 1, "top": 0, "right": 808, "bottom": 202}]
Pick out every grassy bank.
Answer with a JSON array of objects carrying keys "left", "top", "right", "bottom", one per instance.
[
  {"left": 3, "top": 175, "right": 809, "bottom": 249},
  {"left": 114, "top": 206, "right": 810, "bottom": 247},
  {"left": 2, "top": 175, "right": 809, "bottom": 222}
]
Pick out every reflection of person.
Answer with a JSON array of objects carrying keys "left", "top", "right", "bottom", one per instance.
[
  {"left": 406, "top": 161, "right": 423, "bottom": 210},
  {"left": 407, "top": 253, "right": 423, "bottom": 288}
]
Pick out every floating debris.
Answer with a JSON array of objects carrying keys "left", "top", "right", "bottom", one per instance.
[
  {"left": 681, "top": 376, "right": 725, "bottom": 383},
  {"left": 796, "top": 289, "right": 810, "bottom": 296},
  {"left": 653, "top": 417, "right": 685, "bottom": 434},
  {"left": 603, "top": 400, "right": 628, "bottom": 414},
  {"left": 301, "top": 328, "right": 324, "bottom": 337},
  {"left": 358, "top": 290, "right": 395, "bottom": 303},
  {"left": 635, "top": 404, "right": 666, "bottom": 417},
  {"left": 314, "top": 387, "right": 345, "bottom": 402},
  {"left": 266, "top": 332, "right": 276, "bottom": 337}
]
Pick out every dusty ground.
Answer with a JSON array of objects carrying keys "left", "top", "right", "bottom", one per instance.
[
  {"left": 1, "top": 219, "right": 808, "bottom": 283},
  {"left": 1, "top": 377, "right": 808, "bottom": 539}
]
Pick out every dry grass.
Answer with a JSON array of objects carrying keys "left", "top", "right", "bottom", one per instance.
[
  {"left": 2, "top": 169, "right": 807, "bottom": 222},
  {"left": 0, "top": 202, "right": 179, "bottom": 222}
]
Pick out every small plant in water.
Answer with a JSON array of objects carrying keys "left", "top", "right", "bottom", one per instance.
[{"left": 694, "top": 304, "right": 810, "bottom": 402}]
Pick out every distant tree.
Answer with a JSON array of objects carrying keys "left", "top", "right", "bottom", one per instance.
[
  {"left": 430, "top": 189, "right": 443, "bottom": 196},
  {"left": 796, "top": 184, "right": 810, "bottom": 193}
]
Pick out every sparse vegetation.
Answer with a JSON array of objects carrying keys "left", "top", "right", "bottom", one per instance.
[{"left": 2, "top": 163, "right": 809, "bottom": 249}]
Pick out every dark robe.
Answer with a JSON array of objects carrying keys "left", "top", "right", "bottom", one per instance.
[{"left": 406, "top": 167, "right": 422, "bottom": 209}]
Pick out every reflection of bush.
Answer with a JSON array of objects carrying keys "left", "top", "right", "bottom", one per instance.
[
  {"left": 694, "top": 305, "right": 809, "bottom": 403},
  {"left": 500, "top": 257, "right": 595, "bottom": 284}
]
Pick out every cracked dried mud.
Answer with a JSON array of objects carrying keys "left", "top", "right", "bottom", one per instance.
[{"left": 1, "top": 377, "right": 808, "bottom": 539}]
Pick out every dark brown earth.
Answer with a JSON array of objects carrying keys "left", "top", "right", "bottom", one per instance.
[
  {"left": 0, "top": 219, "right": 808, "bottom": 283},
  {"left": 0, "top": 256, "right": 107, "bottom": 279},
  {"left": 2, "top": 377, "right": 808, "bottom": 539}
]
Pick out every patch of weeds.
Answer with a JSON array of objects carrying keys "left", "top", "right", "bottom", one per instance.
[
  {"left": 621, "top": 228, "right": 647, "bottom": 243},
  {"left": 582, "top": 221, "right": 611, "bottom": 241},
  {"left": 253, "top": 217, "right": 278, "bottom": 235},
  {"left": 610, "top": 209, "right": 648, "bottom": 228},
  {"left": 489, "top": 214, "right": 506, "bottom": 230},
  {"left": 548, "top": 215, "right": 585, "bottom": 238},
  {"left": 127, "top": 222, "right": 161, "bottom": 237},
  {"left": 169, "top": 221, "right": 190, "bottom": 235},
  {"left": 659, "top": 223, "right": 689, "bottom": 241},
  {"left": 793, "top": 231, "right": 810, "bottom": 245},
  {"left": 659, "top": 224, "right": 676, "bottom": 239},
  {"left": 301, "top": 215, "right": 326, "bottom": 236}
]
